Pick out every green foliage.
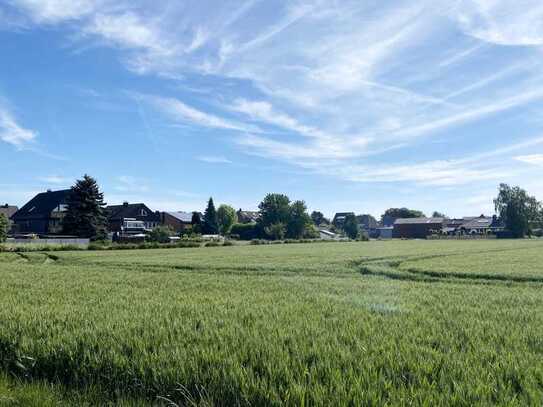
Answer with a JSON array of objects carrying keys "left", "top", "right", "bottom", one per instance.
[
  {"left": 382, "top": 208, "right": 425, "bottom": 222},
  {"left": 287, "top": 200, "right": 312, "bottom": 239},
  {"left": 62, "top": 175, "right": 107, "bottom": 240},
  {"left": 494, "top": 183, "right": 541, "bottom": 238},
  {"left": 310, "top": 211, "right": 328, "bottom": 226},
  {"left": 258, "top": 193, "right": 291, "bottom": 228},
  {"left": 0, "top": 213, "right": 8, "bottom": 243},
  {"left": 432, "top": 211, "right": 446, "bottom": 218},
  {"left": 343, "top": 213, "right": 359, "bottom": 239},
  {"left": 148, "top": 226, "right": 174, "bottom": 243},
  {"left": 1, "top": 240, "right": 543, "bottom": 405},
  {"left": 264, "top": 222, "right": 286, "bottom": 240},
  {"left": 230, "top": 223, "right": 259, "bottom": 240},
  {"left": 202, "top": 198, "right": 219, "bottom": 235},
  {"left": 217, "top": 204, "right": 237, "bottom": 235}
]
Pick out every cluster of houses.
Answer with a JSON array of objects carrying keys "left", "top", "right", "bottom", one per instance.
[
  {"left": 331, "top": 212, "right": 505, "bottom": 239},
  {"left": 1, "top": 189, "right": 255, "bottom": 239},
  {"left": 1, "top": 188, "right": 505, "bottom": 241}
]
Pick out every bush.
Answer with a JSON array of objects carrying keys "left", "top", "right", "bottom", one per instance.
[
  {"left": 231, "top": 224, "right": 260, "bottom": 240},
  {"left": 205, "top": 242, "right": 222, "bottom": 247},
  {"left": 148, "top": 226, "right": 175, "bottom": 243},
  {"left": 250, "top": 239, "right": 269, "bottom": 245},
  {"left": 222, "top": 241, "right": 235, "bottom": 246}
]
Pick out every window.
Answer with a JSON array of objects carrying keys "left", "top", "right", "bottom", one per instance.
[{"left": 140, "top": 209, "right": 147, "bottom": 216}]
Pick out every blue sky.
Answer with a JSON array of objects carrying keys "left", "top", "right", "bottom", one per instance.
[{"left": 1, "top": 0, "right": 543, "bottom": 218}]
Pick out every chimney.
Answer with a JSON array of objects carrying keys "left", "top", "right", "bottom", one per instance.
[
  {"left": 47, "top": 189, "right": 52, "bottom": 193},
  {"left": 123, "top": 201, "right": 129, "bottom": 207}
]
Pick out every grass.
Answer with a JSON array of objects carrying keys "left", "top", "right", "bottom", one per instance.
[{"left": 1, "top": 240, "right": 543, "bottom": 405}]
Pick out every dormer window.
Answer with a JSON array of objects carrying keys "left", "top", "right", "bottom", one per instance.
[{"left": 140, "top": 209, "right": 147, "bottom": 216}]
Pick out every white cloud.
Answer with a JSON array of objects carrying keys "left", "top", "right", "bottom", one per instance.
[
  {"left": 0, "top": 108, "right": 36, "bottom": 148},
  {"left": 140, "top": 94, "right": 260, "bottom": 133},
  {"left": 12, "top": 0, "right": 100, "bottom": 23},
  {"left": 115, "top": 175, "right": 149, "bottom": 193},
  {"left": 38, "top": 175, "right": 71, "bottom": 185},
  {"left": 197, "top": 156, "right": 233, "bottom": 164},
  {"left": 514, "top": 154, "right": 543, "bottom": 166},
  {"left": 455, "top": 0, "right": 543, "bottom": 46}
]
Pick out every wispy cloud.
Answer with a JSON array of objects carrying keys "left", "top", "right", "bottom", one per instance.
[
  {"left": 514, "top": 154, "right": 543, "bottom": 166},
  {"left": 0, "top": 107, "right": 37, "bottom": 148},
  {"left": 197, "top": 156, "right": 233, "bottom": 164},
  {"left": 115, "top": 175, "right": 149, "bottom": 193},
  {"left": 139, "top": 94, "right": 260, "bottom": 133},
  {"left": 38, "top": 175, "right": 71, "bottom": 185}
]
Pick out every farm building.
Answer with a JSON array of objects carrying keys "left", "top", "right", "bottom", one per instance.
[
  {"left": 161, "top": 211, "right": 195, "bottom": 233},
  {"left": 456, "top": 215, "right": 504, "bottom": 235},
  {"left": 106, "top": 202, "right": 161, "bottom": 232},
  {"left": 393, "top": 217, "right": 445, "bottom": 239},
  {"left": 11, "top": 189, "right": 70, "bottom": 235}
]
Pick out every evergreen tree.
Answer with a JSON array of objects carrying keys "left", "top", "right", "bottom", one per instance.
[
  {"left": 191, "top": 212, "right": 202, "bottom": 234},
  {"left": 202, "top": 197, "right": 219, "bottom": 234},
  {"left": 62, "top": 175, "right": 107, "bottom": 240},
  {"left": 0, "top": 213, "right": 8, "bottom": 243}
]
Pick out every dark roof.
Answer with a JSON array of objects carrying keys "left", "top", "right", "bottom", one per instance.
[
  {"left": 106, "top": 203, "right": 160, "bottom": 221},
  {"left": 0, "top": 205, "right": 18, "bottom": 219},
  {"left": 460, "top": 216, "right": 493, "bottom": 229},
  {"left": 12, "top": 190, "right": 70, "bottom": 220},
  {"left": 394, "top": 217, "right": 445, "bottom": 225},
  {"left": 237, "top": 210, "right": 259, "bottom": 222},
  {"left": 165, "top": 211, "right": 193, "bottom": 223}
]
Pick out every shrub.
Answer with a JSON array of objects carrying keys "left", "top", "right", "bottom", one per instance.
[
  {"left": 205, "top": 242, "right": 222, "bottom": 247},
  {"left": 222, "top": 241, "right": 235, "bottom": 246},
  {"left": 231, "top": 224, "right": 259, "bottom": 240}
]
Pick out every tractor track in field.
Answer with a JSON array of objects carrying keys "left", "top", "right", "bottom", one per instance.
[{"left": 353, "top": 247, "right": 543, "bottom": 285}]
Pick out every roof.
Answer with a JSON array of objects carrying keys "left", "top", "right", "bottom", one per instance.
[
  {"left": 12, "top": 190, "right": 71, "bottom": 220},
  {"left": 0, "top": 205, "right": 18, "bottom": 219},
  {"left": 394, "top": 217, "right": 445, "bottom": 225},
  {"left": 460, "top": 216, "right": 493, "bottom": 229},
  {"left": 106, "top": 203, "right": 160, "bottom": 221},
  {"left": 237, "top": 210, "right": 259, "bottom": 222},
  {"left": 165, "top": 211, "right": 193, "bottom": 223}
]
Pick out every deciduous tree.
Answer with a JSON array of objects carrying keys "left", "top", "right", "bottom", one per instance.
[
  {"left": 217, "top": 204, "right": 237, "bottom": 235},
  {"left": 494, "top": 184, "right": 541, "bottom": 238}
]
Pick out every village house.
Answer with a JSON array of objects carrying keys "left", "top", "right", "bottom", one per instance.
[
  {"left": 106, "top": 202, "right": 161, "bottom": 232},
  {"left": 237, "top": 209, "right": 259, "bottom": 224},
  {"left": 11, "top": 189, "right": 71, "bottom": 235}
]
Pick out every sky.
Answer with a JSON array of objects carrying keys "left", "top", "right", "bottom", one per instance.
[{"left": 1, "top": 0, "right": 543, "bottom": 218}]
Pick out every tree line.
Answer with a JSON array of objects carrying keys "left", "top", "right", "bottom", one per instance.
[{"left": 1, "top": 176, "right": 542, "bottom": 242}]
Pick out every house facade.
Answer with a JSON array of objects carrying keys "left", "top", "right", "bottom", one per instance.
[
  {"left": 11, "top": 190, "right": 71, "bottom": 235},
  {"left": 106, "top": 202, "right": 161, "bottom": 232}
]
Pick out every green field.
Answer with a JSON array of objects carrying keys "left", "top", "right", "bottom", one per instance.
[{"left": 1, "top": 240, "right": 543, "bottom": 406}]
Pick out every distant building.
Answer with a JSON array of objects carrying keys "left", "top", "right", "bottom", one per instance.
[
  {"left": 381, "top": 215, "right": 397, "bottom": 227},
  {"left": 357, "top": 214, "right": 378, "bottom": 231},
  {"left": 161, "top": 211, "right": 194, "bottom": 233},
  {"left": 11, "top": 189, "right": 71, "bottom": 235},
  {"left": 376, "top": 227, "right": 393, "bottom": 239},
  {"left": 0, "top": 204, "right": 18, "bottom": 232},
  {"left": 456, "top": 215, "right": 504, "bottom": 235},
  {"left": 393, "top": 217, "right": 445, "bottom": 239},
  {"left": 237, "top": 209, "right": 259, "bottom": 224},
  {"left": 106, "top": 202, "right": 160, "bottom": 232},
  {"left": 332, "top": 212, "right": 355, "bottom": 229}
]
